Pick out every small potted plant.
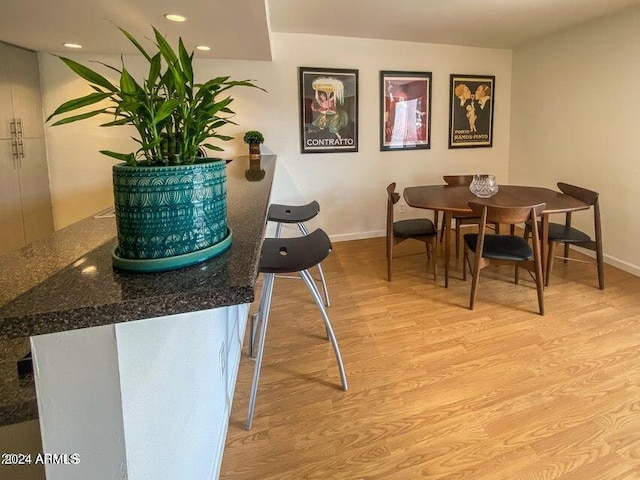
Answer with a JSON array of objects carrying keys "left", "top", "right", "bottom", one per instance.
[
  {"left": 243, "top": 130, "right": 264, "bottom": 160},
  {"left": 47, "top": 25, "right": 265, "bottom": 272}
]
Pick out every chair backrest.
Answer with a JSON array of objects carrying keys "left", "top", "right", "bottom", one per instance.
[
  {"left": 468, "top": 202, "right": 546, "bottom": 226},
  {"left": 557, "top": 182, "right": 602, "bottom": 259},
  {"left": 386, "top": 182, "right": 400, "bottom": 205},
  {"left": 557, "top": 182, "right": 598, "bottom": 206},
  {"left": 469, "top": 202, "right": 546, "bottom": 264},
  {"left": 444, "top": 175, "right": 474, "bottom": 187}
]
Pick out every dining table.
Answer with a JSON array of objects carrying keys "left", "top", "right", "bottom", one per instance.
[{"left": 403, "top": 184, "right": 590, "bottom": 287}]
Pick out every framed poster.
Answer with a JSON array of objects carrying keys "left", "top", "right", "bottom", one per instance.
[
  {"left": 380, "top": 71, "right": 431, "bottom": 151},
  {"left": 299, "top": 67, "right": 358, "bottom": 154},
  {"left": 448, "top": 74, "right": 495, "bottom": 148}
]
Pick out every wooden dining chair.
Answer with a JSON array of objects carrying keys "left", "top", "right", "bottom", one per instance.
[
  {"left": 526, "top": 182, "right": 604, "bottom": 289},
  {"left": 386, "top": 183, "right": 437, "bottom": 281},
  {"left": 463, "top": 201, "right": 546, "bottom": 315},
  {"left": 440, "top": 175, "right": 501, "bottom": 258}
]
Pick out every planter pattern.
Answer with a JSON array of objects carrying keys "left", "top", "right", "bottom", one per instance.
[{"left": 113, "top": 159, "right": 227, "bottom": 260}]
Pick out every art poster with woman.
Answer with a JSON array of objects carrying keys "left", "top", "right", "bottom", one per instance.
[
  {"left": 380, "top": 71, "right": 431, "bottom": 151},
  {"left": 299, "top": 67, "right": 358, "bottom": 153},
  {"left": 448, "top": 74, "right": 495, "bottom": 148}
]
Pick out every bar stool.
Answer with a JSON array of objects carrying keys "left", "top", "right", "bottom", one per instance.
[
  {"left": 246, "top": 228, "right": 348, "bottom": 430},
  {"left": 267, "top": 201, "right": 331, "bottom": 306}
]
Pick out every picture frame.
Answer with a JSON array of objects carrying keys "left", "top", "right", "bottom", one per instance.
[
  {"left": 380, "top": 71, "right": 432, "bottom": 151},
  {"left": 448, "top": 74, "right": 495, "bottom": 148},
  {"left": 299, "top": 67, "right": 358, "bottom": 154}
]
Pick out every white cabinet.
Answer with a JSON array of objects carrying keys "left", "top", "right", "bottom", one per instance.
[
  {"left": 32, "top": 305, "right": 250, "bottom": 480},
  {"left": 0, "top": 42, "right": 53, "bottom": 255}
]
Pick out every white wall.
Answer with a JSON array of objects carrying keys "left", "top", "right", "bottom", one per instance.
[
  {"left": 40, "top": 33, "right": 512, "bottom": 238},
  {"left": 509, "top": 5, "right": 640, "bottom": 275}
]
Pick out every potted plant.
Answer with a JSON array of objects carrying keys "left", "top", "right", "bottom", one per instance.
[
  {"left": 243, "top": 130, "right": 264, "bottom": 160},
  {"left": 47, "top": 26, "right": 264, "bottom": 272}
]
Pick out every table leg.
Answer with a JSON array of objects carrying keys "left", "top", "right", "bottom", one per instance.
[
  {"left": 540, "top": 214, "right": 550, "bottom": 287},
  {"left": 444, "top": 211, "right": 452, "bottom": 288}
]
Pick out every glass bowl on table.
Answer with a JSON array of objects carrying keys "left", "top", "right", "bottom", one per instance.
[{"left": 469, "top": 174, "right": 499, "bottom": 198}]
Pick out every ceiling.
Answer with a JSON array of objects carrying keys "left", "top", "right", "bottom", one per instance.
[{"left": 1, "top": 0, "right": 639, "bottom": 60}]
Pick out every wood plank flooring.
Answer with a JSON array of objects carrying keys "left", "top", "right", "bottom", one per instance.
[{"left": 220, "top": 236, "right": 640, "bottom": 479}]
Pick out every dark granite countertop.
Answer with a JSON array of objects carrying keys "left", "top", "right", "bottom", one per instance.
[{"left": 0, "top": 155, "right": 275, "bottom": 425}]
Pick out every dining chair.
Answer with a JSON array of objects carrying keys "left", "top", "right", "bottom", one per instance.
[
  {"left": 526, "top": 182, "right": 604, "bottom": 289},
  {"left": 463, "top": 201, "right": 546, "bottom": 315},
  {"left": 440, "top": 175, "right": 501, "bottom": 258},
  {"left": 386, "top": 183, "right": 437, "bottom": 281}
]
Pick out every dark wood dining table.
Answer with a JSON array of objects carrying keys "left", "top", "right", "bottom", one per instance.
[{"left": 403, "top": 185, "right": 590, "bottom": 287}]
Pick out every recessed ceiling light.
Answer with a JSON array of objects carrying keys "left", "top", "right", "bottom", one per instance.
[
  {"left": 164, "top": 13, "right": 186, "bottom": 22},
  {"left": 196, "top": 45, "right": 211, "bottom": 51},
  {"left": 63, "top": 43, "right": 83, "bottom": 49}
]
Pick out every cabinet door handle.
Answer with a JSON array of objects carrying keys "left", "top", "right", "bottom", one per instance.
[
  {"left": 18, "top": 138, "right": 25, "bottom": 160},
  {"left": 16, "top": 118, "right": 23, "bottom": 137},
  {"left": 11, "top": 139, "right": 19, "bottom": 168}
]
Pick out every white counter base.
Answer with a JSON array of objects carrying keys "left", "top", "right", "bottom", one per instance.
[{"left": 31, "top": 304, "right": 248, "bottom": 480}]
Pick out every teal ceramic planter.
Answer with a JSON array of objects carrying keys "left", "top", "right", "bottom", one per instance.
[{"left": 112, "top": 158, "right": 231, "bottom": 272}]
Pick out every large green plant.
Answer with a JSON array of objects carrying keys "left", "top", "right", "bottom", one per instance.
[{"left": 47, "top": 26, "right": 264, "bottom": 166}]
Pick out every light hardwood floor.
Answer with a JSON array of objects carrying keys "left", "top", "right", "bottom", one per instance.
[{"left": 221, "top": 235, "right": 640, "bottom": 479}]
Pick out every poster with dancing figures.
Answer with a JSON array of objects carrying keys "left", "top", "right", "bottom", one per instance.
[
  {"left": 448, "top": 74, "right": 495, "bottom": 148},
  {"left": 299, "top": 67, "right": 358, "bottom": 154}
]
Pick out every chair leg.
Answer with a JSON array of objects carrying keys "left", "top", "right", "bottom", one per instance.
[
  {"left": 299, "top": 222, "right": 330, "bottom": 306},
  {"left": 494, "top": 223, "right": 501, "bottom": 235},
  {"left": 428, "top": 238, "right": 437, "bottom": 281},
  {"left": 534, "top": 258, "right": 545, "bottom": 316},
  {"left": 463, "top": 247, "right": 468, "bottom": 281},
  {"left": 510, "top": 224, "right": 516, "bottom": 235},
  {"left": 246, "top": 272, "right": 276, "bottom": 430},
  {"left": 469, "top": 251, "right": 481, "bottom": 310},
  {"left": 596, "top": 242, "right": 605, "bottom": 290},
  {"left": 455, "top": 220, "right": 461, "bottom": 259},
  {"left": 563, "top": 243, "right": 570, "bottom": 264},
  {"left": 523, "top": 223, "right": 531, "bottom": 240},
  {"left": 514, "top": 265, "right": 519, "bottom": 285},
  {"left": 545, "top": 242, "right": 556, "bottom": 287},
  {"left": 387, "top": 236, "right": 393, "bottom": 282},
  {"left": 300, "top": 269, "right": 348, "bottom": 392}
]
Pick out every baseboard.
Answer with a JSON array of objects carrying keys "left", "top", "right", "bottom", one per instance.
[
  {"left": 605, "top": 255, "right": 640, "bottom": 277},
  {"left": 330, "top": 230, "right": 385, "bottom": 242},
  {"left": 516, "top": 227, "right": 640, "bottom": 279},
  {"left": 571, "top": 245, "right": 640, "bottom": 277}
]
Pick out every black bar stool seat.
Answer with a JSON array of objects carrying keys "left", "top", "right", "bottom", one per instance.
[
  {"left": 267, "top": 201, "right": 320, "bottom": 224},
  {"left": 245, "top": 228, "right": 348, "bottom": 430},
  {"left": 265, "top": 200, "right": 331, "bottom": 307},
  {"left": 259, "top": 229, "right": 331, "bottom": 274}
]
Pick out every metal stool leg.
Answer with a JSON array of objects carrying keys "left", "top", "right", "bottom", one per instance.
[
  {"left": 249, "top": 271, "right": 272, "bottom": 358},
  {"left": 298, "top": 223, "right": 331, "bottom": 307},
  {"left": 299, "top": 267, "right": 331, "bottom": 341},
  {"left": 300, "top": 269, "right": 348, "bottom": 392},
  {"left": 249, "top": 312, "right": 258, "bottom": 358},
  {"left": 246, "top": 272, "right": 275, "bottom": 430}
]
